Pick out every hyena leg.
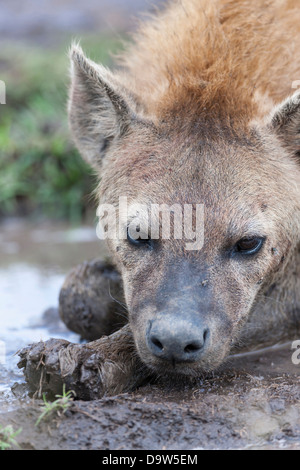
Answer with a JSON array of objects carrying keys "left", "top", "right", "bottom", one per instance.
[
  {"left": 18, "top": 260, "right": 152, "bottom": 399},
  {"left": 59, "top": 259, "right": 127, "bottom": 340},
  {"left": 18, "top": 324, "right": 152, "bottom": 399}
]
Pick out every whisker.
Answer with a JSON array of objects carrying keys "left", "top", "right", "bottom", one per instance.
[
  {"left": 107, "top": 280, "right": 128, "bottom": 312},
  {"left": 256, "top": 293, "right": 287, "bottom": 309},
  {"left": 113, "top": 311, "right": 128, "bottom": 321}
]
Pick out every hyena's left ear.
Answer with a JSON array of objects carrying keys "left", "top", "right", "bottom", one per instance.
[
  {"left": 68, "top": 44, "right": 139, "bottom": 169},
  {"left": 268, "top": 91, "right": 300, "bottom": 159}
]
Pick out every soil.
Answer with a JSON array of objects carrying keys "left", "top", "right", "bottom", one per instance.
[
  {"left": 0, "top": 221, "right": 299, "bottom": 450},
  {"left": 2, "top": 341, "right": 299, "bottom": 450}
]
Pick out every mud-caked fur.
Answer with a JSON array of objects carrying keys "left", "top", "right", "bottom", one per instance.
[{"left": 68, "top": 0, "right": 300, "bottom": 380}]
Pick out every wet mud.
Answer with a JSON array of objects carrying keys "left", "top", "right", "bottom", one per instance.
[{"left": 2, "top": 341, "right": 299, "bottom": 450}]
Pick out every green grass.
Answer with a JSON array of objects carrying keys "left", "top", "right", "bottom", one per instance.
[
  {"left": 0, "top": 35, "right": 124, "bottom": 222},
  {"left": 35, "top": 385, "right": 75, "bottom": 426},
  {"left": 0, "top": 424, "right": 22, "bottom": 450}
]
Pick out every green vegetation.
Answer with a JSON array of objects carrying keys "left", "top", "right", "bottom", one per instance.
[
  {"left": 0, "top": 36, "right": 124, "bottom": 222},
  {"left": 36, "top": 385, "right": 75, "bottom": 426},
  {"left": 0, "top": 424, "right": 21, "bottom": 450}
]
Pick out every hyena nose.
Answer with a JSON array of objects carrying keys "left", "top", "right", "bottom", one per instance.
[{"left": 146, "top": 316, "right": 209, "bottom": 363}]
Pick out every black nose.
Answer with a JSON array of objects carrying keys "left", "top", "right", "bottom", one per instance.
[{"left": 146, "top": 315, "right": 209, "bottom": 363}]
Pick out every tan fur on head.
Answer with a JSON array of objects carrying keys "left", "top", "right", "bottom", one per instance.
[{"left": 118, "top": 0, "right": 300, "bottom": 120}]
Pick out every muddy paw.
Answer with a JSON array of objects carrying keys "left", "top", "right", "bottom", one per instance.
[
  {"left": 17, "top": 338, "right": 105, "bottom": 400},
  {"left": 59, "top": 259, "right": 126, "bottom": 340},
  {"left": 17, "top": 325, "right": 152, "bottom": 400}
]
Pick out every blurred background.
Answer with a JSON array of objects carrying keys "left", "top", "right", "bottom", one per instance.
[
  {"left": 0, "top": 0, "right": 164, "bottom": 222},
  {"left": 0, "top": 0, "right": 163, "bottom": 397}
]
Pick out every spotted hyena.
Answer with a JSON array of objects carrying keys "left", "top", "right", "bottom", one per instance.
[{"left": 20, "top": 0, "right": 300, "bottom": 397}]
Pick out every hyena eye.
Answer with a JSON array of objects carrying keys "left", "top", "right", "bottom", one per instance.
[
  {"left": 127, "top": 227, "right": 154, "bottom": 249},
  {"left": 234, "top": 236, "right": 265, "bottom": 255}
]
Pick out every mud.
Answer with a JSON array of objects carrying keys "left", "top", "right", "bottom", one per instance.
[
  {"left": 2, "top": 342, "right": 300, "bottom": 450},
  {"left": 59, "top": 259, "right": 126, "bottom": 341},
  {"left": 0, "top": 221, "right": 299, "bottom": 450}
]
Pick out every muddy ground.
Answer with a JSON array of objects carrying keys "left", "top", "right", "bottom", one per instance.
[{"left": 2, "top": 341, "right": 300, "bottom": 450}]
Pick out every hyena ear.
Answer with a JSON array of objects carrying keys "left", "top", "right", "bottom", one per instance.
[
  {"left": 268, "top": 91, "right": 300, "bottom": 159},
  {"left": 68, "top": 44, "right": 137, "bottom": 168}
]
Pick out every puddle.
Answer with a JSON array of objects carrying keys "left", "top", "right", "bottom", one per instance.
[{"left": 0, "top": 219, "right": 105, "bottom": 408}]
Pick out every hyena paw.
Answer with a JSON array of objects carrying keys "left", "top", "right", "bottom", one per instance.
[
  {"left": 17, "top": 326, "right": 152, "bottom": 400},
  {"left": 17, "top": 338, "right": 111, "bottom": 400}
]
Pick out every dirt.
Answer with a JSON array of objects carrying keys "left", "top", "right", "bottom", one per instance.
[
  {"left": 1, "top": 341, "right": 299, "bottom": 450},
  {"left": 0, "top": 220, "right": 299, "bottom": 450}
]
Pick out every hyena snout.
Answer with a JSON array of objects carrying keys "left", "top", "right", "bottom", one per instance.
[{"left": 146, "top": 314, "right": 210, "bottom": 363}]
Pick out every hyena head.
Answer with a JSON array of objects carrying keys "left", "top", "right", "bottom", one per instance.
[{"left": 69, "top": 46, "right": 300, "bottom": 377}]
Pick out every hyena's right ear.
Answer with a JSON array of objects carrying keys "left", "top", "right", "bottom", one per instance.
[{"left": 68, "top": 45, "right": 138, "bottom": 168}]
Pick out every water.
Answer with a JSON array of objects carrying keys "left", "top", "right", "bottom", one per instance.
[{"left": 0, "top": 219, "right": 106, "bottom": 405}]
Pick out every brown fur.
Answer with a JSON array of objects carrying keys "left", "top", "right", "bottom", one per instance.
[
  {"left": 68, "top": 0, "right": 300, "bottom": 379},
  {"left": 119, "top": 0, "right": 300, "bottom": 121}
]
